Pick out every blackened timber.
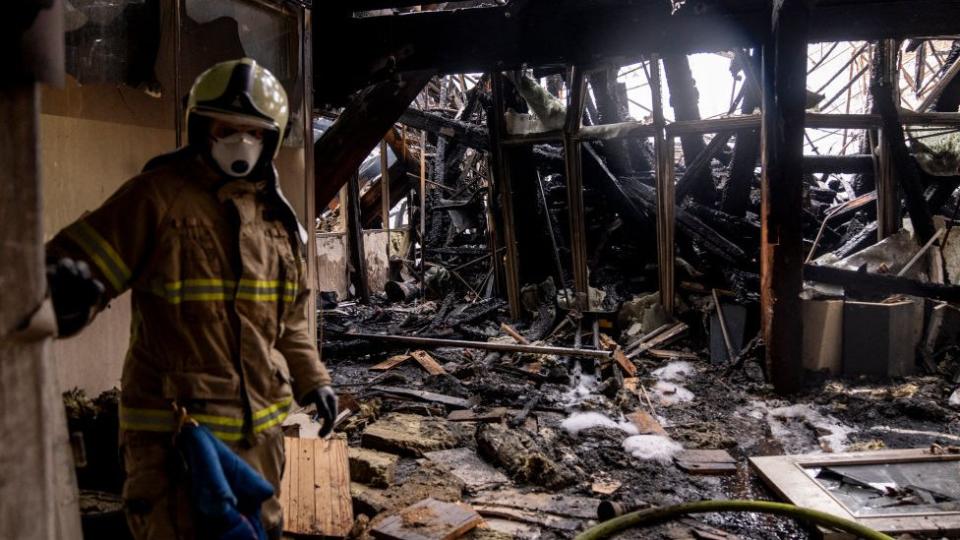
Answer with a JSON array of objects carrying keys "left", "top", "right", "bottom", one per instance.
[
  {"left": 870, "top": 42, "right": 935, "bottom": 244},
  {"left": 583, "top": 144, "right": 750, "bottom": 267},
  {"left": 724, "top": 49, "right": 762, "bottom": 217},
  {"left": 315, "top": 0, "right": 960, "bottom": 104},
  {"left": 802, "top": 154, "right": 874, "bottom": 174},
  {"left": 350, "top": 333, "right": 614, "bottom": 359},
  {"left": 346, "top": 173, "right": 371, "bottom": 303},
  {"left": 489, "top": 73, "right": 522, "bottom": 319},
  {"left": 804, "top": 264, "right": 960, "bottom": 302},
  {"left": 398, "top": 107, "right": 490, "bottom": 151},
  {"left": 663, "top": 53, "right": 712, "bottom": 203},
  {"left": 314, "top": 71, "right": 433, "bottom": 209},
  {"left": 761, "top": 0, "right": 808, "bottom": 394},
  {"left": 564, "top": 67, "right": 589, "bottom": 308},
  {"left": 676, "top": 131, "right": 734, "bottom": 202}
]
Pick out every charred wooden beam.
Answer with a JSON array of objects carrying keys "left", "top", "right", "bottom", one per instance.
[
  {"left": 489, "top": 73, "right": 522, "bottom": 319},
  {"left": 664, "top": 53, "right": 712, "bottom": 204},
  {"left": 802, "top": 154, "right": 874, "bottom": 174},
  {"left": 346, "top": 173, "right": 371, "bottom": 303},
  {"left": 314, "top": 71, "right": 433, "bottom": 211},
  {"left": 870, "top": 41, "right": 936, "bottom": 244},
  {"left": 724, "top": 49, "right": 762, "bottom": 217},
  {"left": 804, "top": 264, "right": 960, "bottom": 302},
  {"left": 315, "top": 0, "right": 960, "bottom": 104},
  {"left": 588, "top": 69, "right": 651, "bottom": 175},
  {"left": 565, "top": 66, "right": 590, "bottom": 309},
  {"left": 676, "top": 131, "right": 734, "bottom": 202},
  {"left": 397, "top": 107, "right": 491, "bottom": 151},
  {"left": 761, "top": 0, "right": 808, "bottom": 394}
]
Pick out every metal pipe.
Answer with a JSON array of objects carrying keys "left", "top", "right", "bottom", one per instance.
[{"left": 347, "top": 332, "right": 614, "bottom": 359}]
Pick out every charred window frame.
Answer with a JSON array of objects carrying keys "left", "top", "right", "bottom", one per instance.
[{"left": 173, "top": 0, "right": 307, "bottom": 147}]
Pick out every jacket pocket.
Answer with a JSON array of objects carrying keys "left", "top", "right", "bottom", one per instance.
[
  {"left": 174, "top": 219, "right": 228, "bottom": 323},
  {"left": 162, "top": 371, "right": 241, "bottom": 402}
]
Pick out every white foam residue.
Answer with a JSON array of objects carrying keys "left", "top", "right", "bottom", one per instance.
[
  {"left": 652, "top": 361, "right": 695, "bottom": 382},
  {"left": 561, "top": 412, "right": 639, "bottom": 436},
  {"left": 622, "top": 435, "right": 684, "bottom": 463},
  {"left": 653, "top": 380, "right": 695, "bottom": 405},
  {"left": 562, "top": 367, "right": 600, "bottom": 407}
]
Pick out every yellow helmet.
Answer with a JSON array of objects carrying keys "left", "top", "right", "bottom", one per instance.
[{"left": 186, "top": 58, "right": 289, "bottom": 159}]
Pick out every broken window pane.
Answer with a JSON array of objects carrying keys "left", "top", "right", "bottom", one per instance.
[
  {"left": 181, "top": 0, "right": 303, "bottom": 144},
  {"left": 806, "top": 460, "right": 960, "bottom": 517}
]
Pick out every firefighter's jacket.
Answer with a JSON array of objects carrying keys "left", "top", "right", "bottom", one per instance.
[{"left": 47, "top": 149, "right": 331, "bottom": 444}]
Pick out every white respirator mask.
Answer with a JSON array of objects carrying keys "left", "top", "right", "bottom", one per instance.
[{"left": 210, "top": 131, "right": 265, "bottom": 178}]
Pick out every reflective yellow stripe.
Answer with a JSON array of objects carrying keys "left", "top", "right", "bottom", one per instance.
[
  {"left": 253, "top": 398, "right": 292, "bottom": 433},
  {"left": 253, "top": 398, "right": 292, "bottom": 420},
  {"left": 120, "top": 400, "right": 291, "bottom": 439},
  {"left": 63, "top": 221, "right": 131, "bottom": 291},
  {"left": 148, "top": 278, "right": 296, "bottom": 304}
]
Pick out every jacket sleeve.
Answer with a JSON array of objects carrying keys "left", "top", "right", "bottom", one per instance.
[
  {"left": 46, "top": 174, "right": 165, "bottom": 309},
  {"left": 276, "top": 257, "right": 331, "bottom": 403}
]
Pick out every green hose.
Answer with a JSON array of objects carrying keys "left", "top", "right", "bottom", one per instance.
[{"left": 575, "top": 499, "right": 894, "bottom": 540}]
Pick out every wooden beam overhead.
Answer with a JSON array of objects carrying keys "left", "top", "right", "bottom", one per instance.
[
  {"left": 315, "top": 0, "right": 960, "bottom": 103},
  {"left": 314, "top": 71, "right": 433, "bottom": 210}
]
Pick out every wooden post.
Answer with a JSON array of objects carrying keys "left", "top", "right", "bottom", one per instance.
[
  {"left": 875, "top": 40, "right": 901, "bottom": 240},
  {"left": 564, "top": 66, "right": 589, "bottom": 311},
  {"left": 650, "top": 56, "right": 676, "bottom": 317},
  {"left": 488, "top": 73, "right": 522, "bottom": 319},
  {"left": 380, "top": 139, "right": 392, "bottom": 259},
  {"left": 0, "top": 85, "right": 82, "bottom": 539},
  {"left": 346, "top": 172, "right": 370, "bottom": 303},
  {"left": 761, "top": 0, "right": 808, "bottom": 394}
]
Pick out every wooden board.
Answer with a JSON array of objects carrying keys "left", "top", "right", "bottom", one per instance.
[
  {"left": 600, "top": 334, "right": 638, "bottom": 377},
  {"left": 674, "top": 449, "right": 737, "bottom": 475},
  {"left": 471, "top": 504, "right": 581, "bottom": 531},
  {"left": 281, "top": 436, "right": 353, "bottom": 537},
  {"left": 409, "top": 350, "right": 446, "bottom": 375},
  {"left": 447, "top": 408, "right": 509, "bottom": 423},
  {"left": 470, "top": 489, "right": 600, "bottom": 520},
  {"left": 372, "top": 385, "right": 472, "bottom": 409},
  {"left": 371, "top": 354, "right": 411, "bottom": 371},
  {"left": 371, "top": 498, "right": 482, "bottom": 540}
]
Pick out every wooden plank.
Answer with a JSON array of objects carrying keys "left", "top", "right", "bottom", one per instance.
[
  {"left": 471, "top": 489, "right": 600, "bottom": 520},
  {"left": 647, "top": 349, "right": 698, "bottom": 360},
  {"left": 675, "top": 449, "right": 737, "bottom": 475},
  {"left": 1, "top": 82, "right": 82, "bottom": 540},
  {"left": 599, "top": 334, "right": 637, "bottom": 377},
  {"left": 409, "top": 350, "right": 446, "bottom": 375},
  {"left": 447, "top": 408, "right": 510, "bottom": 423},
  {"left": 372, "top": 385, "right": 472, "bottom": 409},
  {"left": 371, "top": 354, "right": 412, "bottom": 371},
  {"left": 282, "top": 436, "right": 353, "bottom": 537},
  {"left": 471, "top": 504, "right": 581, "bottom": 532},
  {"left": 372, "top": 498, "right": 482, "bottom": 540},
  {"left": 626, "top": 322, "right": 688, "bottom": 359},
  {"left": 314, "top": 71, "right": 432, "bottom": 209}
]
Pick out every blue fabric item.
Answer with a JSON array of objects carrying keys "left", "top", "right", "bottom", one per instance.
[{"left": 177, "top": 423, "right": 274, "bottom": 540}]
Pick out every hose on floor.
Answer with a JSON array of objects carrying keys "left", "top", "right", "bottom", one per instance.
[{"left": 575, "top": 499, "right": 894, "bottom": 540}]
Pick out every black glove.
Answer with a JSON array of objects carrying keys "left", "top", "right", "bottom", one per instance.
[
  {"left": 47, "top": 257, "right": 105, "bottom": 337},
  {"left": 302, "top": 386, "right": 338, "bottom": 438}
]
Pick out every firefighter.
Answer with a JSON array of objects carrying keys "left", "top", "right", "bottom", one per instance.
[{"left": 45, "top": 58, "right": 337, "bottom": 539}]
